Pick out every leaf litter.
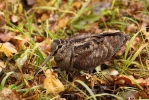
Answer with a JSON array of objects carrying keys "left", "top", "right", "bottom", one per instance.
[{"left": 0, "top": 0, "right": 149, "bottom": 100}]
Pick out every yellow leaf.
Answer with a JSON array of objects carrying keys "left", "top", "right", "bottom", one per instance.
[
  {"left": 44, "top": 69, "right": 64, "bottom": 93},
  {"left": 0, "top": 42, "right": 17, "bottom": 57},
  {"left": 53, "top": 17, "right": 69, "bottom": 32},
  {"left": 146, "top": 60, "right": 149, "bottom": 71},
  {"left": 58, "top": 17, "right": 69, "bottom": 28}
]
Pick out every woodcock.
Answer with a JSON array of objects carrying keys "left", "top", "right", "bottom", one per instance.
[{"left": 35, "top": 31, "right": 129, "bottom": 75}]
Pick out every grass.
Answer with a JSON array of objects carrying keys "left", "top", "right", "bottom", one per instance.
[
  {"left": 0, "top": 71, "right": 14, "bottom": 91},
  {"left": 0, "top": 0, "right": 149, "bottom": 99}
]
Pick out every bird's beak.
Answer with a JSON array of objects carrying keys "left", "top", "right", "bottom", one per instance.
[{"left": 34, "top": 54, "right": 53, "bottom": 76}]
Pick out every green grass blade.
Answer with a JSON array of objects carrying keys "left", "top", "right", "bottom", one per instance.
[
  {"left": 0, "top": 71, "right": 14, "bottom": 91},
  {"left": 75, "top": 80, "right": 97, "bottom": 100},
  {"left": 60, "top": 0, "right": 74, "bottom": 18},
  {"left": 122, "top": 43, "right": 148, "bottom": 73},
  {"left": 124, "top": 30, "right": 141, "bottom": 59},
  {"left": 35, "top": 6, "right": 76, "bottom": 16},
  {"left": 127, "top": 43, "right": 148, "bottom": 67},
  {"left": 70, "top": 0, "right": 90, "bottom": 23},
  {"left": 123, "top": 17, "right": 139, "bottom": 27}
]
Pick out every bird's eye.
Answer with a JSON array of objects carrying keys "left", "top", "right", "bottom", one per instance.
[{"left": 58, "top": 45, "right": 62, "bottom": 49}]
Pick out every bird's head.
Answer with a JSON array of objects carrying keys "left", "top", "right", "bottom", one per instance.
[{"left": 50, "top": 39, "right": 66, "bottom": 56}]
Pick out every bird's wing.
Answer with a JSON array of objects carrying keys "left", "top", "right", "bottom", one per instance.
[{"left": 71, "top": 32, "right": 128, "bottom": 71}]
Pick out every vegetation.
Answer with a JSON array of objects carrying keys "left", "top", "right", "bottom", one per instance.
[{"left": 0, "top": 0, "right": 149, "bottom": 99}]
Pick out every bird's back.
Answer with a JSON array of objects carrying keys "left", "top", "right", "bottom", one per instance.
[{"left": 54, "top": 32, "right": 129, "bottom": 71}]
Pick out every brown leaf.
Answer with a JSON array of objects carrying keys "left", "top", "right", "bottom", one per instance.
[
  {"left": 127, "top": 1, "right": 143, "bottom": 15},
  {"left": 41, "top": 13, "right": 49, "bottom": 21},
  {"left": 0, "top": 88, "right": 20, "bottom": 100},
  {"left": 125, "top": 23, "right": 137, "bottom": 33},
  {"left": 0, "top": 13, "right": 6, "bottom": 28},
  {"left": 36, "top": 35, "right": 44, "bottom": 42},
  {"left": 55, "top": 17, "right": 69, "bottom": 31},
  {"left": 0, "top": 60, "right": 6, "bottom": 72},
  {"left": 26, "top": 0, "right": 35, "bottom": 6},
  {"left": 92, "top": 0, "right": 111, "bottom": 15},
  {"left": 58, "top": 17, "right": 69, "bottom": 28},
  {"left": 86, "top": 23, "right": 102, "bottom": 34},
  {"left": 141, "top": 27, "right": 149, "bottom": 41},
  {"left": 59, "top": 98, "right": 67, "bottom": 100},
  {"left": 115, "top": 74, "right": 149, "bottom": 87},
  {"left": 139, "top": 90, "right": 149, "bottom": 99},
  {"left": 0, "top": 1, "right": 6, "bottom": 11},
  {"left": 11, "top": 15, "right": 20, "bottom": 23},
  {"left": 39, "top": 38, "right": 52, "bottom": 55},
  {"left": 146, "top": 60, "right": 149, "bottom": 71},
  {"left": 52, "top": 17, "right": 69, "bottom": 32},
  {"left": 131, "top": 37, "right": 142, "bottom": 50},
  {"left": 0, "top": 32, "right": 16, "bottom": 42},
  {"left": 115, "top": 75, "right": 134, "bottom": 86},
  {"left": 11, "top": 36, "right": 30, "bottom": 51},
  {"left": 135, "top": 78, "right": 147, "bottom": 86},
  {"left": 71, "top": 1, "right": 81, "bottom": 10},
  {"left": 120, "top": 91, "right": 139, "bottom": 100},
  {"left": 116, "top": 45, "right": 127, "bottom": 56}
]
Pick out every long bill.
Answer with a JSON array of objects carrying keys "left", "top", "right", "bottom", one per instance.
[{"left": 34, "top": 54, "right": 53, "bottom": 76}]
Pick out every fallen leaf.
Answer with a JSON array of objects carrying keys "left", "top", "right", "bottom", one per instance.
[
  {"left": 39, "top": 38, "right": 52, "bottom": 55},
  {"left": 71, "top": 1, "right": 81, "bottom": 10},
  {"left": 0, "top": 13, "right": 6, "bottom": 28},
  {"left": 86, "top": 23, "right": 102, "bottom": 34},
  {"left": 115, "top": 74, "right": 149, "bottom": 87},
  {"left": 0, "top": 1, "right": 6, "bottom": 11},
  {"left": 0, "top": 32, "right": 16, "bottom": 42},
  {"left": 109, "top": 68, "right": 119, "bottom": 76},
  {"left": 44, "top": 69, "right": 64, "bottom": 93},
  {"left": 126, "top": 1, "right": 143, "bottom": 15},
  {"left": 41, "top": 13, "right": 49, "bottom": 21},
  {"left": 115, "top": 75, "right": 134, "bottom": 86},
  {"left": 0, "top": 88, "right": 20, "bottom": 100},
  {"left": 139, "top": 90, "right": 149, "bottom": 99},
  {"left": 116, "top": 45, "right": 127, "bottom": 56},
  {"left": 125, "top": 23, "right": 137, "bottom": 33},
  {"left": 49, "top": 14, "right": 58, "bottom": 22},
  {"left": 0, "top": 60, "right": 6, "bottom": 72},
  {"left": 36, "top": 35, "right": 44, "bottom": 42},
  {"left": 11, "top": 15, "right": 20, "bottom": 23},
  {"left": 26, "top": 0, "right": 35, "bottom": 6},
  {"left": 120, "top": 91, "right": 139, "bottom": 100},
  {"left": 141, "top": 27, "right": 149, "bottom": 41},
  {"left": 58, "top": 17, "right": 69, "bottom": 30},
  {"left": 52, "top": 17, "right": 69, "bottom": 32},
  {"left": 11, "top": 36, "right": 30, "bottom": 51},
  {"left": 131, "top": 37, "right": 142, "bottom": 50},
  {"left": 92, "top": 0, "right": 111, "bottom": 15},
  {"left": 16, "top": 54, "right": 28, "bottom": 66},
  {"left": 58, "top": 17, "right": 69, "bottom": 28},
  {"left": 135, "top": 78, "right": 146, "bottom": 86},
  {"left": 0, "top": 42, "right": 17, "bottom": 57},
  {"left": 146, "top": 60, "right": 149, "bottom": 71},
  {"left": 59, "top": 98, "right": 67, "bottom": 100}
]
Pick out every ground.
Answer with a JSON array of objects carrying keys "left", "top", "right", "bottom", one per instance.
[{"left": 0, "top": 0, "right": 149, "bottom": 100}]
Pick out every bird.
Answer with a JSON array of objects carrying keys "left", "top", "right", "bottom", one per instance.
[{"left": 35, "top": 31, "right": 129, "bottom": 75}]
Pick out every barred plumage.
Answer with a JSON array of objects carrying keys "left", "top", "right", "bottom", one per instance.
[{"left": 49, "top": 31, "right": 129, "bottom": 71}]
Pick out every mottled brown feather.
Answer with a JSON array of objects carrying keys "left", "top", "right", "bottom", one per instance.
[{"left": 45, "top": 31, "right": 129, "bottom": 71}]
